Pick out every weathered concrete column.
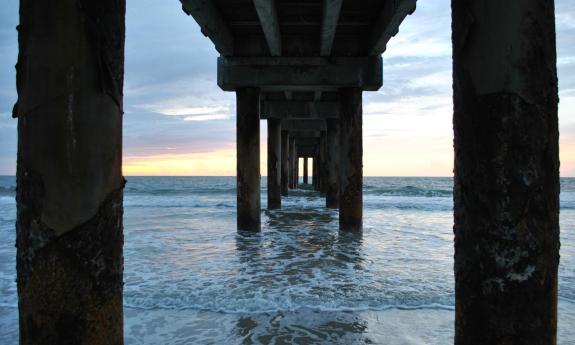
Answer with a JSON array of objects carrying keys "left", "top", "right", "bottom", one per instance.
[
  {"left": 452, "top": 0, "right": 560, "bottom": 343},
  {"left": 236, "top": 87, "right": 261, "bottom": 231},
  {"left": 326, "top": 119, "right": 340, "bottom": 208},
  {"left": 320, "top": 131, "right": 328, "bottom": 196},
  {"left": 281, "top": 130, "right": 289, "bottom": 196},
  {"left": 295, "top": 156, "right": 299, "bottom": 189},
  {"left": 14, "top": 0, "right": 125, "bottom": 344},
  {"left": 267, "top": 119, "right": 281, "bottom": 209},
  {"left": 303, "top": 157, "right": 309, "bottom": 184},
  {"left": 316, "top": 143, "right": 321, "bottom": 192},
  {"left": 312, "top": 155, "right": 318, "bottom": 190},
  {"left": 289, "top": 137, "right": 296, "bottom": 189},
  {"left": 339, "top": 88, "right": 363, "bottom": 231}
]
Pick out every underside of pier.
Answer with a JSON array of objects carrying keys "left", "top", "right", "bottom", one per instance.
[{"left": 181, "top": 0, "right": 417, "bottom": 232}]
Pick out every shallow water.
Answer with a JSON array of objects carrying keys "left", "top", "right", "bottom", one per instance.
[{"left": 0, "top": 176, "right": 574, "bottom": 344}]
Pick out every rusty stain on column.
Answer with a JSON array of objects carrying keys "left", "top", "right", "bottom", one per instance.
[{"left": 452, "top": 0, "right": 560, "bottom": 343}]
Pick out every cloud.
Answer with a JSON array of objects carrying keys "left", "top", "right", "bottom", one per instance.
[
  {"left": 140, "top": 105, "right": 229, "bottom": 117},
  {"left": 184, "top": 114, "right": 230, "bottom": 121},
  {"left": 122, "top": 110, "right": 236, "bottom": 158}
]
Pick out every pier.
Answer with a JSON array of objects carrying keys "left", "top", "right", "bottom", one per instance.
[
  {"left": 12, "top": 0, "right": 561, "bottom": 344},
  {"left": 181, "top": 0, "right": 415, "bottom": 232}
]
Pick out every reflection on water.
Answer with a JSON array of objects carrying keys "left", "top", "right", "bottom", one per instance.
[
  {"left": 233, "top": 310, "right": 370, "bottom": 345},
  {"left": 229, "top": 189, "right": 408, "bottom": 344}
]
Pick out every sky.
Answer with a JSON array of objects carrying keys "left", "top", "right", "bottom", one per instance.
[{"left": 0, "top": 0, "right": 574, "bottom": 176}]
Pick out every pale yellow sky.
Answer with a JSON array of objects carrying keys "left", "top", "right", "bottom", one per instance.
[{"left": 122, "top": 117, "right": 575, "bottom": 177}]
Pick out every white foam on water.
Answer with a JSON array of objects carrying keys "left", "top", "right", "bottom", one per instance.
[{"left": 1, "top": 177, "right": 575, "bottom": 344}]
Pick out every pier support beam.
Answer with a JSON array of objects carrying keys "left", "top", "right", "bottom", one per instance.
[
  {"left": 14, "top": 0, "right": 125, "bottom": 343},
  {"left": 313, "top": 153, "right": 319, "bottom": 190},
  {"left": 452, "top": 0, "right": 560, "bottom": 343},
  {"left": 289, "top": 137, "right": 296, "bottom": 189},
  {"left": 295, "top": 156, "right": 299, "bottom": 189},
  {"left": 339, "top": 88, "right": 363, "bottom": 231},
  {"left": 281, "top": 130, "right": 289, "bottom": 196},
  {"left": 236, "top": 87, "right": 261, "bottom": 231},
  {"left": 267, "top": 119, "right": 281, "bottom": 209},
  {"left": 303, "top": 158, "right": 309, "bottom": 184},
  {"left": 326, "top": 119, "right": 340, "bottom": 208},
  {"left": 320, "top": 131, "right": 328, "bottom": 196}
]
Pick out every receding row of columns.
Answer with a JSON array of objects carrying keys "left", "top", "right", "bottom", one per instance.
[{"left": 235, "top": 87, "right": 363, "bottom": 232}]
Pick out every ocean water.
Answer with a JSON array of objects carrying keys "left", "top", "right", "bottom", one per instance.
[{"left": 0, "top": 176, "right": 574, "bottom": 344}]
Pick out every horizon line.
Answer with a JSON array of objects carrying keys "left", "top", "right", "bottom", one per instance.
[{"left": 2, "top": 175, "right": 575, "bottom": 178}]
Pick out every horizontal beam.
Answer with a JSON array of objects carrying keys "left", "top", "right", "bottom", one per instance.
[
  {"left": 369, "top": 0, "right": 417, "bottom": 55},
  {"left": 297, "top": 146, "right": 317, "bottom": 157},
  {"left": 253, "top": 0, "right": 282, "bottom": 56},
  {"left": 282, "top": 119, "right": 327, "bottom": 131},
  {"left": 229, "top": 20, "right": 367, "bottom": 27},
  {"left": 290, "top": 131, "right": 321, "bottom": 138},
  {"left": 295, "top": 138, "right": 319, "bottom": 146},
  {"left": 218, "top": 56, "right": 382, "bottom": 91},
  {"left": 181, "top": 0, "right": 234, "bottom": 56},
  {"left": 261, "top": 101, "right": 339, "bottom": 119},
  {"left": 320, "top": 0, "right": 343, "bottom": 56}
]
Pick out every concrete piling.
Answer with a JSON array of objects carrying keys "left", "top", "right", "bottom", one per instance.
[
  {"left": 339, "top": 87, "right": 363, "bottom": 231},
  {"left": 289, "top": 137, "right": 296, "bottom": 189},
  {"left": 312, "top": 155, "right": 318, "bottom": 191},
  {"left": 15, "top": 0, "right": 125, "bottom": 343},
  {"left": 303, "top": 157, "right": 309, "bottom": 184},
  {"left": 295, "top": 155, "right": 299, "bottom": 189},
  {"left": 281, "top": 130, "right": 289, "bottom": 196},
  {"left": 267, "top": 118, "right": 282, "bottom": 209},
  {"left": 320, "top": 131, "right": 328, "bottom": 196},
  {"left": 236, "top": 87, "right": 261, "bottom": 231},
  {"left": 326, "top": 119, "right": 340, "bottom": 208},
  {"left": 452, "top": 0, "right": 560, "bottom": 343}
]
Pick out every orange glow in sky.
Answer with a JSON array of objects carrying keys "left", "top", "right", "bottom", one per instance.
[{"left": 123, "top": 144, "right": 269, "bottom": 176}]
